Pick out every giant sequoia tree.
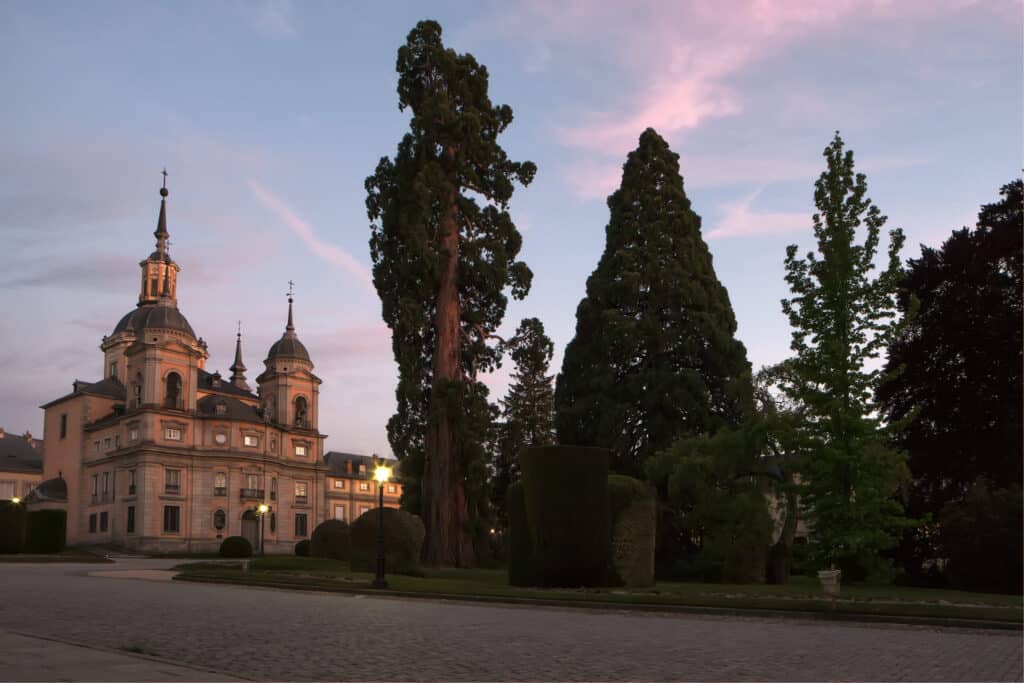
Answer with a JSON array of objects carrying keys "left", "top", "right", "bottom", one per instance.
[
  {"left": 779, "top": 132, "right": 910, "bottom": 570},
  {"left": 366, "top": 21, "right": 535, "bottom": 567},
  {"left": 555, "top": 128, "right": 752, "bottom": 477}
]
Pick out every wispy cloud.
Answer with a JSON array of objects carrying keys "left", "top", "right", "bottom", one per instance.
[
  {"left": 248, "top": 179, "right": 374, "bottom": 291},
  {"left": 706, "top": 188, "right": 808, "bottom": 240},
  {"left": 240, "top": 0, "right": 299, "bottom": 39}
]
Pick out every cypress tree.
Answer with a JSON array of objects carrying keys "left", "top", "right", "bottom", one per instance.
[{"left": 555, "top": 128, "right": 752, "bottom": 477}]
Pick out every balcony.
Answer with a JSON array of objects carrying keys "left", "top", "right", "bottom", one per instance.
[
  {"left": 214, "top": 487, "right": 227, "bottom": 497},
  {"left": 239, "top": 488, "right": 264, "bottom": 500},
  {"left": 163, "top": 397, "right": 185, "bottom": 411},
  {"left": 295, "top": 495, "right": 308, "bottom": 505},
  {"left": 164, "top": 485, "right": 180, "bottom": 495},
  {"left": 128, "top": 485, "right": 136, "bottom": 496}
]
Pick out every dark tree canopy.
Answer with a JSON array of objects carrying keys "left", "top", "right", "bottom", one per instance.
[
  {"left": 491, "top": 317, "right": 556, "bottom": 526},
  {"left": 878, "top": 180, "right": 1023, "bottom": 515},
  {"left": 366, "top": 20, "right": 534, "bottom": 566},
  {"left": 555, "top": 128, "right": 752, "bottom": 477}
]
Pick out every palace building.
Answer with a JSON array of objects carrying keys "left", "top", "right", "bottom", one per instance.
[{"left": 28, "top": 180, "right": 399, "bottom": 553}]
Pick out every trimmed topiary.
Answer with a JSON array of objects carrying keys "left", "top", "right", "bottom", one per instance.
[
  {"left": 515, "top": 445, "right": 611, "bottom": 587},
  {"left": 0, "top": 501, "right": 27, "bottom": 554},
  {"left": 24, "top": 510, "right": 66, "bottom": 554},
  {"left": 349, "top": 507, "right": 425, "bottom": 576},
  {"left": 294, "top": 539, "right": 311, "bottom": 557},
  {"left": 310, "top": 519, "right": 350, "bottom": 560},
  {"left": 219, "top": 535, "right": 253, "bottom": 558},
  {"left": 607, "top": 475, "right": 656, "bottom": 587},
  {"left": 507, "top": 482, "right": 539, "bottom": 585}
]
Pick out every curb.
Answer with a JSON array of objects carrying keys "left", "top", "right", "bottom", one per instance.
[{"left": 173, "top": 573, "right": 1022, "bottom": 632}]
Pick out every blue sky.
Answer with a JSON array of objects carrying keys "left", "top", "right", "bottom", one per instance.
[{"left": 1, "top": 0, "right": 1020, "bottom": 455}]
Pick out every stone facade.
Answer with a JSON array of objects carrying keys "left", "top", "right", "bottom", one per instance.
[{"left": 34, "top": 182, "right": 400, "bottom": 553}]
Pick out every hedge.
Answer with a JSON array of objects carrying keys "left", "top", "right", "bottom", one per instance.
[
  {"left": 507, "top": 482, "right": 538, "bottom": 585},
  {"left": 349, "top": 507, "right": 425, "bottom": 576},
  {"left": 219, "top": 535, "right": 253, "bottom": 558},
  {"left": 514, "top": 445, "right": 611, "bottom": 587},
  {"left": 0, "top": 501, "right": 26, "bottom": 554},
  {"left": 607, "top": 475, "right": 656, "bottom": 587},
  {"left": 24, "top": 510, "right": 66, "bottom": 554},
  {"left": 294, "top": 539, "right": 311, "bottom": 557},
  {"left": 310, "top": 519, "right": 350, "bottom": 560}
]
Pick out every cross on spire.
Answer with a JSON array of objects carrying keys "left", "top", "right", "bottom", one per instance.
[{"left": 161, "top": 167, "right": 168, "bottom": 189}]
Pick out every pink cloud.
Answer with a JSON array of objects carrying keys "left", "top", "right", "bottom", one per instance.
[
  {"left": 705, "top": 188, "right": 807, "bottom": 240},
  {"left": 247, "top": 179, "right": 374, "bottom": 292}
]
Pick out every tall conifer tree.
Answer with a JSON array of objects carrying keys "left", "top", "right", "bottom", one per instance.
[
  {"left": 555, "top": 128, "right": 752, "bottom": 476},
  {"left": 366, "top": 21, "right": 535, "bottom": 567}
]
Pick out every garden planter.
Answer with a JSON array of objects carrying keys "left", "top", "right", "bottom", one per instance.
[{"left": 817, "top": 568, "right": 842, "bottom": 597}]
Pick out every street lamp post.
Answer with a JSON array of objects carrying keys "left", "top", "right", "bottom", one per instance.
[
  {"left": 258, "top": 503, "right": 269, "bottom": 556},
  {"left": 371, "top": 462, "right": 392, "bottom": 589}
]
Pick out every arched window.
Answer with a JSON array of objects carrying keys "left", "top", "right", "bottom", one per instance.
[
  {"left": 213, "top": 509, "right": 226, "bottom": 530},
  {"left": 165, "top": 372, "right": 182, "bottom": 410},
  {"left": 294, "top": 396, "right": 309, "bottom": 428},
  {"left": 132, "top": 373, "right": 143, "bottom": 409}
]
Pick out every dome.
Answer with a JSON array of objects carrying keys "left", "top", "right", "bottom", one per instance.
[
  {"left": 112, "top": 304, "right": 196, "bottom": 338},
  {"left": 266, "top": 334, "right": 310, "bottom": 362}
]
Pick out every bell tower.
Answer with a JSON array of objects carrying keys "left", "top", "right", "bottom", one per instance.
[{"left": 138, "top": 169, "right": 180, "bottom": 305}]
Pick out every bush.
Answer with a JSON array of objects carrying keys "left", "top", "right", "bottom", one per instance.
[
  {"left": 294, "top": 539, "right": 311, "bottom": 556},
  {"left": 310, "top": 520, "right": 350, "bottom": 560},
  {"left": 939, "top": 481, "right": 1022, "bottom": 594},
  {"left": 24, "top": 510, "right": 66, "bottom": 553},
  {"left": 349, "top": 507, "right": 425, "bottom": 576},
  {"left": 607, "top": 475, "right": 656, "bottom": 587},
  {"left": 219, "top": 536, "right": 253, "bottom": 558},
  {"left": 0, "top": 501, "right": 27, "bottom": 554},
  {"left": 513, "top": 445, "right": 611, "bottom": 587}
]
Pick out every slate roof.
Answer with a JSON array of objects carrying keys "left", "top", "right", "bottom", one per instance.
[
  {"left": 112, "top": 303, "right": 195, "bottom": 338},
  {"left": 196, "top": 394, "right": 263, "bottom": 422},
  {"left": 40, "top": 377, "right": 126, "bottom": 409},
  {"left": 0, "top": 431, "right": 43, "bottom": 474},
  {"left": 267, "top": 335, "right": 311, "bottom": 362},
  {"left": 197, "top": 369, "right": 258, "bottom": 399},
  {"left": 25, "top": 476, "right": 67, "bottom": 503},
  {"left": 324, "top": 451, "right": 399, "bottom": 479}
]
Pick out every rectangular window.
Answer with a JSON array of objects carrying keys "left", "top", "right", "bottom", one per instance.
[
  {"left": 0, "top": 481, "right": 15, "bottom": 499},
  {"left": 165, "top": 427, "right": 183, "bottom": 441},
  {"left": 126, "top": 506, "right": 135, "bottom": 534},
  {"left": 359, "top": 481, "right": 369, "bottom": 492},
  {"left": 91, "top": 475, "right": 99, "bottom": 498},
  {"left": 103, "top": 437, "right": 111, "bottom": 450},
  {"left": 243, "top": 435, "right": 259, "bottom": 447},
  {"left": 294, "top": 513, "right": 308, "bottom": 537},
  {"left": 100, "top": 511, "right": 108, "bottom": 532},
  {"left": 102, "top": 472, "right": 110, "bottom": 499},
  {"left": 387, "top": 484, "right": 397, "bottom": 494},
  {"left": 333, "top": 505, "right": 346, "bottom": 522},
  {"left": 246, "top": 474, "right": 259, "bottom": 490},
  {"left": 60, "top": 414, "right": 67, "bottom": 439},
  {"left": 214, "top": 472, "right": 227, "bottom": 496},
  {"left": 109, "top": 362, "right": 118, "bottom": 379},
  {"left": 129, "top": 428, "right": 139, "bottom": 442},
  {"left": 114, "top": 434, "right": 120, "bottom": 449},
  {"left": 333, "top": 479, "right": 345, "bottom": 490},
  {"left": 128, "top": 469, "right": 136, "bottom": 495},
  {"left": 163, "top": 505, "right": 180, "bottom": 533},
  {"left": 94, "top": 441, "right": 100, "bottom": 454},
  {"left": 294, "top": 445, "right": 307, "bottom": 457},
  {"left": 294, "top": 481, "right": 308, "bottom": 504},
  {"left": 89, "top": 513, "right": 97, "bottom": 533},
  {"left": 165, "top": 469, "right": 181, "bottom": 494},
  {"left": 359, "top": 505, "right": 371, "bottom": 518}
]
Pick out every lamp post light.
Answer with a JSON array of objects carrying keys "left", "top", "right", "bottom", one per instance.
[
  {"left": 11, "top": 497, "right": 20, "bottom": 505},
  {"left": 371, "top": 462, "right": 392, "bottom": 589},
  {"left": 257, "top": 503, "right": 269, "bottom": 556}
]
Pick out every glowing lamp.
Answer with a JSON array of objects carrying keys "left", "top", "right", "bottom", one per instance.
[
  {"left": 257, "top": 503, "right": 269, "bottom": 514},
  {"left": 11, "top": 497, "right": 20, "bottom": 505},
  {"left": 374, "top": 464, "right": 392, "bottom": 484}
]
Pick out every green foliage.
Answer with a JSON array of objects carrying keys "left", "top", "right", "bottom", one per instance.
[
  {"left": 778, "top": 131, "right": 911, "bottom": 568},
  {"left": 607, "top": 475, "right": 656, "bottom": 587},
  {"left": 492, "top": 317, "right": 556, "bottom": 529},
  {"left": 310, "top": 519, "right": 350, "bottom": 560},
  {"left": 0, "top": 501, "right": 26, "bottom": 554},
  {"left": 365, "top": 20, "right": 534, "bottom": 565},
  {"left": 555, "top": 128, "right": 752, "bottom": 477},
  {"left": 24, "top": 510, "right": 66, "bottom": 554},
  {"left": 349, "top": 507, "right": 426, "bottom": 576},
  {"left": 939, "top": 481, "right": 1022, "bottom": 594},
  {"left": 513, "top": 446, "right": 611, "bottom": 587},
  {"left": 878, "top": 180, "right": 1022, "bottom": 578},
  {"left": 294, "top": 539, "right": 311, "bottom": 557},
  {"left": 219, "top": 536, "right": 253, "bottom": 558},
  {"left": 506, "top": 482, "right": 538, "bottom": 585}
]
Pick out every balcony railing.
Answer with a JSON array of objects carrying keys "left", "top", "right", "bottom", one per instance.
[
  {"left": 214, "top": 487, "right": 227, "bottom": 497},
  {"left": 295, "top": 495, "right": 308, "bottom": 505},
  {"left": 128, "top": 485, "right": 136, "bottom": 496},
  {"left": 164, "top": 397, "right": 185, "bottom": 411},
  {"left": 239, "top": 488, "right": 264, "bottom": 500},
  {"left": 165, "top": 484, "right": 180, "bottom": 494}
]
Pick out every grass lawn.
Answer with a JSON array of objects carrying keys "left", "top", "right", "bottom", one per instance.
[
  {"left": 0, "top": 548, "right": 113, "bottom": 563},
  {"left": 174, "top": 557, "right": 1022, "bottom": 624}
]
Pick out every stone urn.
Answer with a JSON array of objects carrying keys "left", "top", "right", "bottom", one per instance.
[{"left": 817, "top": 566, "right": 842, "bottom": 597}]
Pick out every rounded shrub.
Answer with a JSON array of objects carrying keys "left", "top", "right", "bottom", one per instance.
[
  {"left": 310, "top": 519, "right": 350, "bottom": 560},
  {"left": 24, "top": 510, "right": 66, "bottom": 554},
  {"left": 607, "top": 474, "right": 656, "bottom": 587},
  {"left": 219, "top": 535, "right": 253, "bottom": 558},
  {"left": 349, "top": 507, "right": 425, "bottom": 576},
  {"left": 294, "top": 539, "right": 311, "bottom": 557}
]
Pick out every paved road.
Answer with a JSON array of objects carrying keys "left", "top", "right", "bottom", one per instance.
[{"left": 0, "top": 559, "right": 1020, "bottom": 682}]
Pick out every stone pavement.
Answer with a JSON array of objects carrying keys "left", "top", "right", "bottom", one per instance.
[{"left": 0, "top": 559, "right": 1020, "bottom": 681}]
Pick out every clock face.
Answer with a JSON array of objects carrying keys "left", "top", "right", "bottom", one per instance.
[{"left": 214, "top": 433, "right": 227, "bottom": 445}]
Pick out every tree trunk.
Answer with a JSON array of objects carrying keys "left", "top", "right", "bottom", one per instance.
[{"left": 422, "top": 170, "right": 475, "bottom": 568}]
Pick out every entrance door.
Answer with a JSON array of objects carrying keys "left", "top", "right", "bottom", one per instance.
[{"left": 241, "top": 510, "right": 259, "bottom": 549}]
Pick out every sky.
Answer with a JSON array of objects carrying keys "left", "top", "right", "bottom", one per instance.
[{"left": 1, "top": 0, "right": 1020, "bottom": 456}]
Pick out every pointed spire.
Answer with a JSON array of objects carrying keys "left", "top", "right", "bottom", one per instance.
[
  {"left": 155, "top": 169, "right": 170, "bottom": 256},
  {"left": 230, "top": 322, "right": 250, "bottom": 390},
  {"left": 285, "top": 280, "right": 295, "bottom": 333}
]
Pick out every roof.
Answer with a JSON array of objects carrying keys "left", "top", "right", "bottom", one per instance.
[
  {"left": 25, "top": 476, "right": 67, "bottom": 503},
  {"left": 41, "top": 377, "right": 126, "bottom": 409},
  {"left": 0, "top": 431, "right": 43, "bottom": 474},
  {"left": 267, "top": 334, "right": 311, "bottom": 363},
  {"left": 112, "top": 303, "right": 195, "bottom": 338},
  {"left": 324, "top": 451, "right": 399, "bottom": 479},
  {"left": 196, "top": 394, "right": 263, "bottom": 422},
  {"left": 197, "top": 369, "right": 257, "bottom": 399}
]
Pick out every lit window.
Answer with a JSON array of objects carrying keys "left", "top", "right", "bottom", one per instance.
[
  {"left": 359, "top": 482, "right": 369, "bottom": 492},
  {"left": 387, "top": 484, "right": 397, "bottom": 494},
  {"left": 295, "top": 482, "right": 308, "bottom": 503},
  {"left": 358, "top": 505, "right": 371, "bottom": 517},
  {"left": 243, "top": 435, "right": 259, "bottom": 447},
  {"left": 165, "top": 469, "right": 181, "bottom": 494},
  {"left": 333, "top": 505, "right": 346, "bottom": 521},
  {"left": 214, "top": 473, "right": 227, "bottom": 496},
  {"left": 165, "top": 427, "right": 183, "bottom": 441},
  {"left": 129, "top": 428, "right": 139, "bottom": 442},
  {"left": 0, "top": 481, "right": 15, "bottom": 499},
  {"left": 333, "top": 479, "right": 345, "bottom": 490},
  {"left": 294, "top": 444, "right": 307, "bottom": 457}
]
